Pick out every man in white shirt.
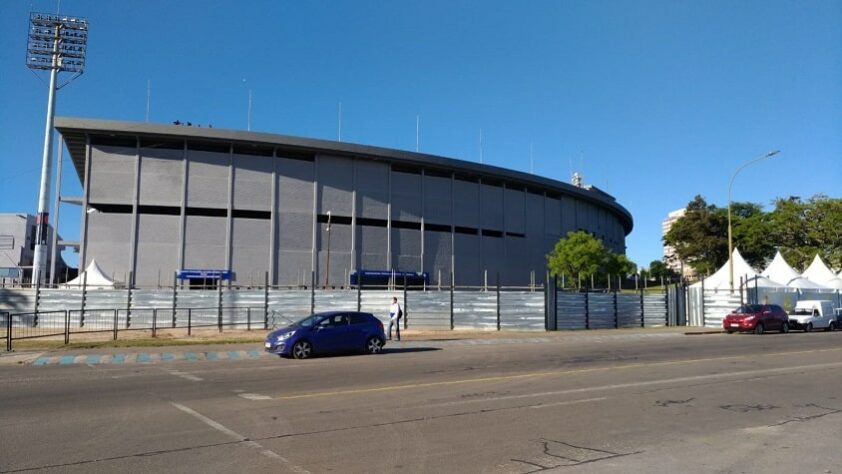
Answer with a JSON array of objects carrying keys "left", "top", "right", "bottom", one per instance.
[{"left": 388, "top": 296, "right": 402, "bottom": 341}]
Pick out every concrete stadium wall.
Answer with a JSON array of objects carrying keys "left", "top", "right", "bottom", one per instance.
[{"left": 76, "top": 135, "right": 629, "bottom": 289}]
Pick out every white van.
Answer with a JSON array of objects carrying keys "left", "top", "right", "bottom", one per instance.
[{"left": 788, "top": 300, "right": 836, "bottom": 332}]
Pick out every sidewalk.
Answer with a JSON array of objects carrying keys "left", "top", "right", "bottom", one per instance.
[{"left": 1, "top": 326, "right": 721, "bottom": 366}]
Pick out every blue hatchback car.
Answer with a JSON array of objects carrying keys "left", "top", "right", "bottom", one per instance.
[{"left": 264, "top": 311, "right": 387, "bottom": 359}]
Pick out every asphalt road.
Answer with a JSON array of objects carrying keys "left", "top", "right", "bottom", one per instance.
[{"left": 2, "top": 330, "right": 842, "bottom": 473}]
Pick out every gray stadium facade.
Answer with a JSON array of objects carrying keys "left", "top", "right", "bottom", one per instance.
[{"left": 55, "top": 117, "right": 633, "bottom": 288}]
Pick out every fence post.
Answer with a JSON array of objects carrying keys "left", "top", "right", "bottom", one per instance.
[
  {"left": 247, "top": 307, "right": 252, "bottom": 331},
  {"left": 172, "top": 272, "right": 178, "bottom": 328},
  {"left": 217, "top": 281, "right": 223, "bottom": 333},
  {"left": 403, "top": 276, "right": 408, "bottom": 330},
  {"left": 64, "top": 310, "right": 70, "bottom": 344},
  {"left": 112, "top": 309, "right": 118, "bottom": 340},
  {"left": 546, "top": 274, "right": 558, "bottom": 331},
  {"left": 664, "top": 283, "right": 670, "bottom": 326},
  {"left": 450, "top": 271, "right": 454, "bottom": 330},
  {"left": 614, "top": 290, "right": 619, "bottom": 329},
  {"left": 640, "top": 285, "right": 645, "bottom": 328},
  {"left": 152, "top": 309, "right": 157, "bottom": 338},
  {"left": 5, "top": 311, "right": 11, "bottom": 351},
  {"left": 356, "top": 268, "right": 362, "bottom": 312},
  {"left": 264, "top": 271, "right": 269, "bottom": 330},
  {"left": 188, "top": 308, "right": 192, "bottom": 336},
  {"left": 310, "top": 271, "right": 315, "bottom": 315},
  {"left": 124, "top": 272, "right": 131, "bottom": 329},
  {"left": 700, "top": 273, "right": 705, "bottom": 327},
  {"left": 496, "top": 273, "right": 501, "bottom": 331},
  {"left": 34, "top": 276, "right": 41, "bottom": 324},
  {"left": 584, "top": 291, "right": 590, "bottom": 330}
]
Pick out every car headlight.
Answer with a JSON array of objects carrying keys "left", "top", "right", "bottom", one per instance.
[{"left": 276, "top": 331, "right": 295, "bottom": 341}]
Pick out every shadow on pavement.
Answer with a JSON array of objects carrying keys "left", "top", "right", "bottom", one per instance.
[{"left": 383, "top": 347, "right": 442, "bottom": 354}]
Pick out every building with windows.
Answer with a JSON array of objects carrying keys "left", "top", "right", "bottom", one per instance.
[
  {"left": 54, "top": 117, "right": 633, "bottom": 288},
  {"left": 0, "top": 213, "right": 68, "bottom": 284},
  {"left": 662, "top": 208, "right": 696, "bottom": 279}
]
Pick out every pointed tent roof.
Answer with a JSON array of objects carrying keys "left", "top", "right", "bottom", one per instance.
[
  {"left": 63, "top": 259, "right": 116, "bottom": 288},
  {"left": 822, "top": 277, "right": 842, "bottom": 290},
  {"left": 744, "top": 274, "right": 787, "bottom": 288},
  {"left": 802, "top": 254, "right": 838, "bottom": 285},
  {"left": 691, "top": 248, "right": 760, "bottom": 290},
  {"left": 761, "top": 251, "right": 802, "bottom": 286},
  {"left": 786, "top": 276, "right": 831, "bottom": 290}
]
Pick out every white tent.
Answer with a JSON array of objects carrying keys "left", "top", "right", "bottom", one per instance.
[
  {"left": 62, "top": 259, "right": 116, "bottom": 289},
  {"left": 822, "top": 277, "right": 842, "bottom": 290},
  {"left": 787, "top": 277, "right": 831, "bottom": 290},
  {"left": 761, "top": 251, "right": 803, "bottom": 286},
  {"left": 802, "top": 255, "right": 839, "bottom": 286},
  {"left": 744, "top": 274, "right": 787, "bottom": 288},
  {"left": 690, "top": 248, "right": 760, "bottom": 290}
]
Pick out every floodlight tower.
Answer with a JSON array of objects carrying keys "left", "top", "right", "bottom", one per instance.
[{"left": 26, "top": 12, "right": 88, "bottom": 285}]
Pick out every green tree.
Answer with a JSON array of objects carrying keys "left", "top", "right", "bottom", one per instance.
[
  {"left": 648, "top": 260, "right": 678, "bottom": 281},
  {"left": 604, "top": 253, "right": 637, "bottom": 277},
  {"left": 769, "top": 195, "right": 841, "bottom": 270},
  {"left": 729, "top": 202, "right": 775, "bottom": 268},
  {"left": 547, "top": 231, "right": 609, "bottom": 287},
  {"left": 663, "top": 196, "right": 728, "bottom": 275},
  {"left": 804, "top": 195, "right": 842, "bottom": 270}
]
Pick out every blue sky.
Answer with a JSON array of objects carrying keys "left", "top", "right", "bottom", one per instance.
[{"left": 1, "top": 0, "right": 840, "bottom": 269}]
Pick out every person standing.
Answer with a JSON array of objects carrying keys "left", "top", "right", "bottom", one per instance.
[{"left": 388, "top": 296, "right": 403, "bottom": 341}]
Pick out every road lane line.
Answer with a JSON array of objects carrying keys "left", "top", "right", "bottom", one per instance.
[
  {"left": 163, "top": 368, "right": 204, "bottom": 382},
  {"left": 274, "top": 347, "right": 842, "bottom": 400},
  {"left": 528, "top": 397, "right": 608, "bottom": 409},
  {"left": 170, "top": 402, "right": 309, "bottom": 473}
]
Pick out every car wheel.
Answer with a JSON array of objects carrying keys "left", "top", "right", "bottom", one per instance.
[
  {"left": 365, "top": 336, "right": 384, "bottom": 354},
  {"left": 830, "top": 322, "right": 838, "bottom": 332},
  {"left": 805, "top": 323, "right": 813, "bottom": 333},
  {"left": 726, "top": 330, "right": 735, "bottom": 334},
  {"left": 754, "top": 323, "right": 764, "bottom": 335},
  {"left": 780, "top": 322, "right": 789, "bottom": 334},
  {"left": 292, "top": 341, "right": 312, "bottom": 359}
]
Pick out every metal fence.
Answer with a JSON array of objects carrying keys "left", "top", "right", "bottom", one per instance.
[
  {"left": 687, "top": 285, "right": 842, "bottom": 328},
  {"left": 3, "top": 281, "right": 687, "bottom": 351},
  {"left": 553, "top": 291, "right": 669, "bottom": 330}
]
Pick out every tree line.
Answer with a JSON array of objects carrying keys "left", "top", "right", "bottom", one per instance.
[
  {"left": 664, "top": 194, "right": 841, "bottom": 275},
  {"left": 545, "top": 194, "right": 840, "bottom": 287}
]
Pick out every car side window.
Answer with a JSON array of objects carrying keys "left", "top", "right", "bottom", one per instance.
[{"left": 349, "top": 313, "right": 367, "bottom": 325}]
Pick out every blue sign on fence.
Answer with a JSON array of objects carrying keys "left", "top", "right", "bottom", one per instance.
[{"left": 177, "top": 269, "right": 233, "bottom": 280}]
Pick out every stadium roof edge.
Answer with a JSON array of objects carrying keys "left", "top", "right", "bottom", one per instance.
[{"left": 54, "top": 116, "right": 632, "bottom": 235}]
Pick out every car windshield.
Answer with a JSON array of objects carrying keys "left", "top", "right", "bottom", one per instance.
[
  {"left": 792, "top": 308, "right": 812, "bottom": 315},
  {"left": 733, "top": 305, "right": 761, "bottom": 314},
  {"left": 292, "top": 314, "right": 322, "bottom": 328}
]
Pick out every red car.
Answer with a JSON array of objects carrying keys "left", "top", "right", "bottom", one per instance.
[{"left": 723, "top": 304, "right": 789, "bottom": 334}]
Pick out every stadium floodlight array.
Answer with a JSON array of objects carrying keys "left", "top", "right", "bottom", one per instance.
[
  {"left": 26, "top": 12, "right": 88, "bottom": 73},
  {"left": 26, "top": 11, "right": 89, "bottom": 285}
]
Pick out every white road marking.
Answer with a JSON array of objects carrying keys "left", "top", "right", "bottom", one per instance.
[
  {"left": 163, "top": 368, "right": 203, "bottom": 382},
  {"left": 528, "top": 396, "right": 608, "bottom": 409},
  {"left": 171, "top": 402, "right": 309, "bottom": 473},
  {"left": 239, "top": 393, "right": 272, "bottom": 400}
]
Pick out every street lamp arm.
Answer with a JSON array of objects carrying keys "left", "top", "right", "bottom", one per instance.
[
  {"left": 727, "top": 150, "right": 779, "bottom": 292},
  {"left": 728, "top": 150, "right": 780, "bottom": 202}
]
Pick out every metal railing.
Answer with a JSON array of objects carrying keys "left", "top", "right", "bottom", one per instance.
[{"left": 4, "top": 305, "right": 265, "bottom": 351}]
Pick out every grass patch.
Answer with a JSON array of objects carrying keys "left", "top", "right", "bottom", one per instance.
[{"left": 9, "top": 335, "right": 265, "bottom": 351}]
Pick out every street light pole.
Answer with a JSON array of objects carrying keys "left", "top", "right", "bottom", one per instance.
[{"left": 728, "top": 150, "right": 780, "bottom": 291}]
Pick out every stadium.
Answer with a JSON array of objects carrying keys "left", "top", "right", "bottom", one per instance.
[{"left": 54, "top": 117, "right": 633, "bottom": 288}]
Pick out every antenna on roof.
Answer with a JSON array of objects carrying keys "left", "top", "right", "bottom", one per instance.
[
  {"left": 530, "top": 142, "right": 534, "bottom": 174},
  {"left": 416, "top": 114, "right": 420, "bottom": 152},
  {"left": 479, "top": 128, "right": 484, "bottom": 163},
  {"left": 338, "top": 102, "right": 342, "bottom": 142}
]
